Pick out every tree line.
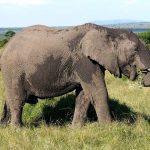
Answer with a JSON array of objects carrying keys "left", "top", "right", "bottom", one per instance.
[{"left": 0, "top": 31, "right": 15, "bottom": 48}]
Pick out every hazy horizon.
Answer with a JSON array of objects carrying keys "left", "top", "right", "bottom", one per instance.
[
  {"left": 0, "top": 0, "right": 150, "bottom": 27},
  {"left": 0, "top": 19, "right": 150, "bottom": 28}
]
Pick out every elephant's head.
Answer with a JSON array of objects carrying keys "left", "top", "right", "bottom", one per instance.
[{"left": 80, "top": 24, "right": 150, "bottom": 86}]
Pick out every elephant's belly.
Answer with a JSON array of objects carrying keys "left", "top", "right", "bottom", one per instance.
[
  {"left": 26, "top": 79, "right": 79, "bottom": 99},
  {"left": 24, "top": 54, "right": 79, "bottom": 98}
]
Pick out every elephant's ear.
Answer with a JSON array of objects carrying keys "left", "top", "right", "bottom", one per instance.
[{"left": 80, "top": 29, "right": 121, "bottom": 77}]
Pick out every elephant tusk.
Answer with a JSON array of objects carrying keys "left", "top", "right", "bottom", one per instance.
[
  {"left": 141, "top": 70, "right": 148, "bottom": 73},
  {"left": 141, "top": 68, "right": 150, "bottom": 73}
]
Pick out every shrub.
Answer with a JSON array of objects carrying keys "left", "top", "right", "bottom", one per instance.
[
  {"left": 0, "top": 30, "right": 16, "bottom": 48},
  {"left": 0, "top": 38, "right": 8, "bottom": 48},
  {"left": 147, "top": 44, "right": 150, "bottom": 49},
  {"left": 138, "top": 30, "right": 150, "bottom": 45}
]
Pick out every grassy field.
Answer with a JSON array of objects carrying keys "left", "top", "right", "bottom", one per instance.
[{"left": 0, "top": 72, "right": 150, "bottom": 150}]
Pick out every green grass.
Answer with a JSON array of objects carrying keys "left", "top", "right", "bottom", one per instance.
[{"left": 0, "top": 72, "right": 150, "bottom": 150}]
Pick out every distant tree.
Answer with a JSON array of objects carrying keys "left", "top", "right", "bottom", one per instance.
[{"left": 4, "top": 30, "right": 16, "bottom": 39}]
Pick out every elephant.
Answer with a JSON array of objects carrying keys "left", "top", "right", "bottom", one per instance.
[{"left": 0, "top": 23, "right": 150, "bottom": 127}]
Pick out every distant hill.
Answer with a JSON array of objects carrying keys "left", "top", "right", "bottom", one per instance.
[
  {"left": 93, "top": 20, "right": 150, "bottom": 29},
  {"left": 0, "top": 20, "right": 150, "bottom": 37},
  {"left": 105, "top": 22, "right": 150, "bottom": 29},
  {"left": 93, "top": 19, "right": 145, "bottom": 25}
]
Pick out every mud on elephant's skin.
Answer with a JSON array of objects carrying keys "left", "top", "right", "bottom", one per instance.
[{"left": 1, "top": 23, "right": 150, "bottom": 127}]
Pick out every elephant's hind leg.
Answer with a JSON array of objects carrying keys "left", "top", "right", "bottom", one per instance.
[
  {"left": 6, "top": 78, "right": 26, "bottom": 127},
  {"left": 72, "top": 90, "right": 90, "bottom": 126},
  {"left": 0, "top": 101, "right": 11, "bottom": 125}
]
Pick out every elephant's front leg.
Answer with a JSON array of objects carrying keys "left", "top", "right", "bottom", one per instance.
[
  {"left": 76, "top": 62, "right": 111, "bottom": 124},
  {"left": 86, "top": 70, "right": 111, "bottom": 123},
  {"left": 88, "top": 70, "right": 111, "bottom": 123},
  {"left": 72, "top": 90, "right": 90, "bottom": 126}
]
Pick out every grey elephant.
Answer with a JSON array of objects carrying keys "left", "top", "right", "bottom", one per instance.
[{"left": 1, "top": 23, "right": 150, "bottom": 127}]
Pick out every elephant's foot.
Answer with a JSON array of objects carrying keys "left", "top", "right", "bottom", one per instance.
[
  {"left": 72, "top": 108, "right": 85, "bottom": 127},
  {"left": 0, "top": 118, "right": 10, "bottom": 126},
  {"left": 10, "top": 110, "right": 23, "bottom": 128},
  {"left": 97, "top": 115, "right": 112, "bottom": 124},
  {"left": 93, "top": 99, "right": 112, "bottom": 124},
  {"left": 72, "top": 116, "right": 85, "bottom": 127},
  {"left": 10, "top": 104, "right": 24, "bottom": 128},
  {"left": 72, "top": 90, "right": 90, "bottom": 127},
  {"left": 10, "top": 121, "right": 22, "bottom": 128},
  {"left": 0, "top": 116, "right": 10, "bottom": 126},
  {"left": 0, "top": 102, "right": 11, "bottom": 126}
]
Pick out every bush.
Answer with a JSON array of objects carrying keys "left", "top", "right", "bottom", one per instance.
[
  {"left": 147, "top": 44, "right": 150, "bottom": 49},
  {"left": 0, "top": 38, "right": 8, "bottom": 48},
  {"left": 138, "top": 30, "right": 150, "bottom": 45},
  {"left": 0, "top": 30, "right": 16, "bottom": 48}
]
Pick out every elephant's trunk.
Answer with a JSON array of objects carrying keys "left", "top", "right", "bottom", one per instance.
[
  {"left": 143, "top": 72, "right": 150, "bottom": 87},
  {"left": 129, "top": 66, "right": 137, "bottom": 81}
]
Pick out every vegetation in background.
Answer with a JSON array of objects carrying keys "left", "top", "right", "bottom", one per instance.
[
  {"left": 0, "top": 30, "right": 15, "bottom": 48},
  {"left": 0, "top": 38, "right": 8, "bottom": 48},
  {"left": 138, "top": 30, "right": 150, "bottom": 49}
]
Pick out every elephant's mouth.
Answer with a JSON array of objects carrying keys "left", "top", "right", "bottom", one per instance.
[
  {"left": 120, "top": 66, "right": 150, "bottom": 87},
  {"left": 120, "top": 65, "right": 137, "bottom": 81},
  {"left": 140, "top": 69, "right": 150, "bottom": 87}
]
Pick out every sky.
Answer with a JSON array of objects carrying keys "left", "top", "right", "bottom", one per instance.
[{"left": 0, "top": 0, "right": 149, "bottom": 27}]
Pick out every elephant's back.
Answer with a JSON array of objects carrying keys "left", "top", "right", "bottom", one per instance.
[
  {"left": 1, "top": 24, "right": 88, "bottom": 70},
  {"left": 1, "top": 24, "right": 85, "bottom": 59},
  {"left": 2, "top": 25, "right": 68, "bottom": 57}
]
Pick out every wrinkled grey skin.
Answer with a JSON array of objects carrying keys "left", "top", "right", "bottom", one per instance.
[
  {"left": 1, "top": 23, "right": 150, "bottom": 127},
  {"left": 72, "top": 24, "right": 150, "bottom": 125}
]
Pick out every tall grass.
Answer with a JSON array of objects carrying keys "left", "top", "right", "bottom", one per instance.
[{"left": 0, "top": 72, "right": 150, "bottom": 150}]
